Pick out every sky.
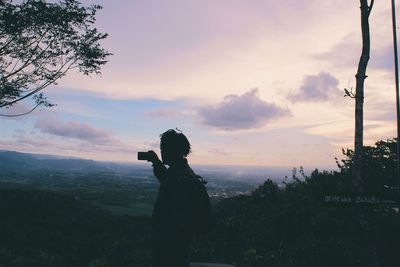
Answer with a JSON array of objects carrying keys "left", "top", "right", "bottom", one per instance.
[{"left": 1, "top": 0, "right": 399, "bottom": 169}]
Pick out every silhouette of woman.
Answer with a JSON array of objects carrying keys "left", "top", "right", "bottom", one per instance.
[{"left": 147, "top": 129, "right": 201, "bottom": 267}]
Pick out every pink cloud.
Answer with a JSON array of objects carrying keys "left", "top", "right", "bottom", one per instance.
[
  {"left": 287, "top": 72, "right": 341, "bottom": 102},
  {"left": 199, "top": 88, "right": 291, "bottom": 130},
  {"left": 35, "top": 115, "right": 113, "bottom": 143}
]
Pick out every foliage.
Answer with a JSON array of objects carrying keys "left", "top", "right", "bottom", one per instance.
[
  {"left": 191, "top": 139, "right": 400, "bottom": 266},
  {"left": 337, "top": 138, "right": 398, "bottom": 192},
  {"left": 192, "top": 176, "right": 399, "bottom": 266},
  {"left": 0, "top": 0, "right": 110, "bottom": 114}
]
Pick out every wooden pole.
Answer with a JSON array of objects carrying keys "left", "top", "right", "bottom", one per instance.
[{"left": 391, "top": 0, "right": 400, "bottom": 190}]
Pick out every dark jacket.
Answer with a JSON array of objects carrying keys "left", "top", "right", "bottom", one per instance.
[{"left": 151, "top": 158, "right": 199, "bottom": 267}]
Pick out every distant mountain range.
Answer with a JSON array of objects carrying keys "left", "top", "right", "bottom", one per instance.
[
  {"left": 0, "top": 150, "right": 295, "bottom": 184},
  {"left": 0, "top": 150, "right": 109, "bottom": 173}
]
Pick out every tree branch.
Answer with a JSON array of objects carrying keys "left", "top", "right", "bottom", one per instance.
[
  {"left": 0, "top": 35, "right": 19, "bottom": 55},
  {"left": 0, "top": 59, "right": 76, "bottom": 108},
  {"left": 0, "top": 19, "right": 52, "bottom": 58},
  {"left": 0, "top": 102, "right": 41, "bottom": 117},
  {"left": 5, "top": 29, "right": 49, "bottom": 58},
  {"left": 368, "top": 0, "right": 374, "bottom": 16},
  {"left": 0, "top": 0, "right": 110, "bottom": 113},
  {"left": 4, "top": 33, "right": 53, "bottom": 79}
]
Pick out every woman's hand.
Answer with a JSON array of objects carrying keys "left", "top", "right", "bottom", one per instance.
[
  {"left": 147, "top": 151, "right": 167, "bottom": 180},
  {"left": 147, "top": 150, "right": 160, "bottom": 163}
]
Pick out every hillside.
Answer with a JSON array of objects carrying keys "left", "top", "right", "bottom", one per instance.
[
  {"left": 0, "top": 151, "right": 107, "bottom": 173},
  {"left": 0, "top": 188, "right": 152, "bottom": 267},
  {"left": 2, "top": 140, "right": 400, "bottom": 266}
]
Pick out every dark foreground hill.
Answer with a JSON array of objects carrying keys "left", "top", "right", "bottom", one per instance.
[
  {"left": 2, "top": 174, "right": 400, "bottom": 267},
  {"left": 0, "top": 188, "right": 152, "bottom": 267}
]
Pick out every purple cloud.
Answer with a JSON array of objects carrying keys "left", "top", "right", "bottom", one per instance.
[
  {"left": 199, "top": 88, "right": 291, "bottom": 130},
  {"left": 314, "top": 34, "right": 394, "bottom": 71},
  {"left": 371, "top": 45, "right": 394, "bottom": 71},
  {"left": 1, "top": 128, "right": 139, "bottom": 158},
  {"left": 365, "top": 100, "right": 396, "bottom": 122},
  {"left": 35, "top": 116, "right": 112, "bottom": 142},
  {"left": 288, "top": 72, "right": 340, "bottom": 102}
]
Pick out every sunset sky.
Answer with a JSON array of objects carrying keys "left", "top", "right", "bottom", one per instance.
[{"left": 1, "top": 0, "right": 398, "bottom": 169}]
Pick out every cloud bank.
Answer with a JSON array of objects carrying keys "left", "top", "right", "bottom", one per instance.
[
  {"left": 288, "top": 72, "right": 341, "bottom": 102},
  {"left": 35, "top": 115, "right": 113, "bottom": 143},
  {"left": 199, "top": 88, "right": 290, "bottom": 130}
]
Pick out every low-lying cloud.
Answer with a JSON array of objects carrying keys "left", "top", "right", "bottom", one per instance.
[
  {"left": 35, "top": 115, "right": 113, "bottom": 143},
  {"left": 288, "top": 72, "right": 341, "bottom": 102},
  {"left": 199, "top": 88, "right": 290, "bottom": 130},
  {"left": 1, "top": 128, "right": 140, "bottom": 161}
]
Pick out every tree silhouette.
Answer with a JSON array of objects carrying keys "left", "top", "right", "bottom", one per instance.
[
  {"left": 348, "top": 0, "right": 374, "bottom": 191},
  {"left": 0, "top": 0, "right": 111, "bottom": 117}
]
